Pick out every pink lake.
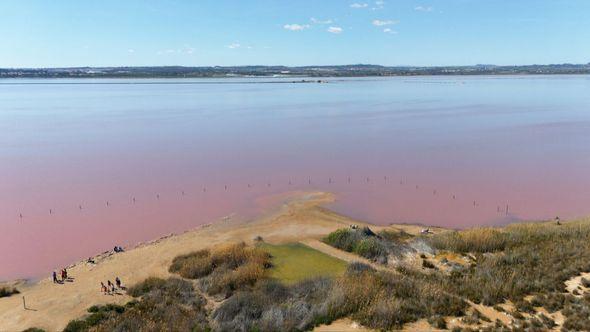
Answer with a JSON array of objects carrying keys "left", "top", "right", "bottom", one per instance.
[{"left": 1, "top": 76, "right": 590, "bottom": 281}]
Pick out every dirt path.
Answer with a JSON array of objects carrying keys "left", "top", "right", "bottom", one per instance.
[{"left": 299, "top": 239, "right": 389, "bottom": 272}]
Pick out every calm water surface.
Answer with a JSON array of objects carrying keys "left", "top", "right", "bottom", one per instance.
[{"left": 1, "top": 76, "right": 589, "bottom": 280}]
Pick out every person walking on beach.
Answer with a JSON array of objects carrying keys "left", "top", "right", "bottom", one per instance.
[
  {"left": 101, "top": 282, "right": 107, "bottom": 294},
  {"left": 52, "top": 271, "right": 58, "bottom": 283},
  {"left": 115, "top": 277, "right": 121, "bottom": 289}
]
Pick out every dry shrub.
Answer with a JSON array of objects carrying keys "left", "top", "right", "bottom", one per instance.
[
  {"left": 0, "top": 286, "right": 19, "bottom": 298},
  {"left": 331, "top": 268, "right": 466, "bottom": 330},
  {"left": 64, "top": 277, "right": 210, "bottom": 332},
  {"left": 168, "top": 249, "right": 212, "bottom": 279},
  {"left": 169, "top": 242, "right": 271, "bottom": 297},
  {"left": 213, "top": 278, "right": 334, "bottom": 332}
]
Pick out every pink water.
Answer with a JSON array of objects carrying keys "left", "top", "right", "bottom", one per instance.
[{"left": 1, "top": 76, "right": 589, "bottom": 280}]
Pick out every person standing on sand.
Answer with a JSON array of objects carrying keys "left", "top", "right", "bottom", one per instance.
[
  {"left": 115, "top": 277, "right": 121, "bottom": 289},
  {"left": 52, "top": 271, "right": 58, "bottom": 283},
  {"left": 101, "top": 282, "right": 107, "bottom": 294}
]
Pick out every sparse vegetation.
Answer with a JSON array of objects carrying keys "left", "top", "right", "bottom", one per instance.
[
  {"left": 63, "top": 278, "right": 209, "bottom": 332},
  {"left": 60, "top": 219, "right": 590, "bottom": 331},
  {"left": 431, "top": 221, "right": 590, "bottom": 307},
  {"left": 0, "top": 286, "right": 19, "bottom": 298}
]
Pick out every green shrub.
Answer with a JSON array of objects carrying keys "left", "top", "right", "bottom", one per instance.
[
  {"left": 323, "top": 229, "right": 360, "bottom": 252},
  {"left": 62, "top": 320, "right": 88, "bottom": 332},
  {"left": 353, "top": 237, "right": 387, "bottom": 261}
]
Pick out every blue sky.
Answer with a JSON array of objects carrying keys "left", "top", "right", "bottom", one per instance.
[{"left": 1, "top": 0, "right": 589, "bottom": 67}]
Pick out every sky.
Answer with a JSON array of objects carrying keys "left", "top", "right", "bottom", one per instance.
[{"left": 0, "top": 0, "right": 589, "bottom": 68}]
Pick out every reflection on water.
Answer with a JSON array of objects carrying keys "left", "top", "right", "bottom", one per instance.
[{"left": 1, "top": 76, "right": 589, "bottom": 280}]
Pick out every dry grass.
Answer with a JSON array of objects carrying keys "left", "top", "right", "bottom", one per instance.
[
  {"left": 430, "top": 228, "right": 507, "bottom": 253},
  {"left": 169, "top": 242, "right": 271, "bottom": 297}
]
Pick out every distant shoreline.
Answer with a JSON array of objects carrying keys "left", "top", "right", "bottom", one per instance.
[{"left": 2, "top": 63, "right": 589, "bottom": 79}]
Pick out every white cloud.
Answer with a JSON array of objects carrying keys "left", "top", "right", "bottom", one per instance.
[
  {"left": 414, "top": 5, "right": 434, "bottom": 12},
  {"left": 372, "top": 0, "right": 385, "bottom": 10},
  {"left": 350, "top": 3, "right": 368, "bottom": 8},
  {"left": 226, "top": 43, "right": 241, "bottom": 49},
  {"left": 310, "top": 17, "right": 333, "bottom": 24},
  {"left": 383, "top": 28, "right": 397, "bottom": 34},
  {"left": 283, "top": 23, "right": 310, "bottom": 31},
  {"left": 157, "top": 45, "right": 195, "bottom": 55},
  {"left": 327, "top": 26, "right": 343, "bottom": 34},
  {"left": 372, "top": 19, "right": 398, "bottom": 26},
  {"left": 183, "top": 46, "right": 195, "bottom": 54},
  {"left": 127, "top": 49, "right": 135, "bottom": 53}
]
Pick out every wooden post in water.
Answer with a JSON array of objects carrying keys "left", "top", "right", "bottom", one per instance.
[{"left": 505, "top": 204, "right": 509, "bottom": 216}]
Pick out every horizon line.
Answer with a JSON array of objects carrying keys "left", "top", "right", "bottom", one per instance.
[{"left": 2, "top": 62, "right": 590, "bottom": 70}]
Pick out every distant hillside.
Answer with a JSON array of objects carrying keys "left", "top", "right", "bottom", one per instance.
[{"left": 1, "top": 63, "right": 590, "bottom": 78}]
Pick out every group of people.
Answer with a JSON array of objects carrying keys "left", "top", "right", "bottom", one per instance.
[
  {"left": 101, "top": 277, "right": 123, "bottom": 295},
  {"left": 52, "top": 268, "right": 69, "bottom": 283}
]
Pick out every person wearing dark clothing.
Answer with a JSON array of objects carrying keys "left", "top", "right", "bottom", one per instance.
[{"left": 52, "top": 271, "right": 58, "bottom": 283}]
